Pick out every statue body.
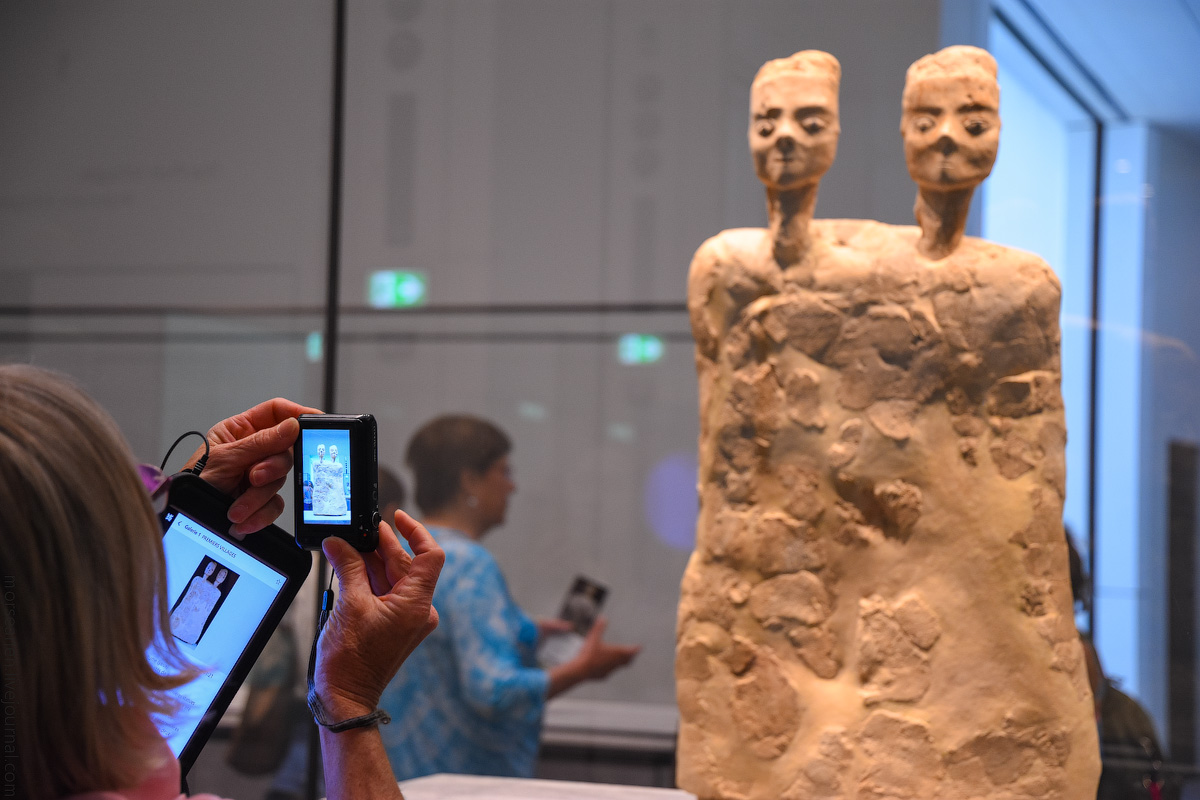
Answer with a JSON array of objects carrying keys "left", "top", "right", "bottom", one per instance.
[{"left": 676, "top": 47, "right": 1100, "bottom": 800}]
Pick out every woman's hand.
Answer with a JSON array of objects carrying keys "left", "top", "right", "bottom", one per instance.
[
  {"left": 315, "top": 510, "right": 445, "bottom": 719},
  {"left": 547, "top": 617, "right": 640, "bottom": 698},
  {"left": 572, "top": 618, "right": 641, "bottom": 680},
  {"left": 536, "top": 618, "right": 575, "bottom": 642},
  {"left": 186, "top": 397, "right": 319, "bottom": 536}
]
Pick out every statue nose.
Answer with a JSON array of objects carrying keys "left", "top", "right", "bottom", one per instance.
[
  {"left": 777, "top": 135, "right": 796, "bottom": 153},
  {"left": 936, "top": 133, "right": 957, "bottom": 155}
]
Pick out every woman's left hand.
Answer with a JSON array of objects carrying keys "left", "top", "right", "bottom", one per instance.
[{"left": 315, "top": 510, "right": 445, "bottom": 719}]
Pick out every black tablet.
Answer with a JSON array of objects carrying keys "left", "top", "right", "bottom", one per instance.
[{"left": 146, "top": 473, "right": 312, "bottom": 775}]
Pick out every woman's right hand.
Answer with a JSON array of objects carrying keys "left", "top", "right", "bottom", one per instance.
[
  {"left": 548, "top": 617, "right": 640, "bottom": 697},
  {"left": 315, "top": 510, "right": 445, "bottom": 719},
  {"left": 574, "top": 618, "right": 640, "bottom": 680}
]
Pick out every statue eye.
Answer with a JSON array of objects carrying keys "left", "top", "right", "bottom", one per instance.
[
  {"left": 913, "top": 116, "right": 935, "bottom": 133},
  {"left": 756, "top": 121, "right": 775, "bottom": 137},
  {"left": 801, "top": 116, "right": 826, "bottom": 135},
  {"left": 963, "top": 117, "right": 989, "bottom": 136}
]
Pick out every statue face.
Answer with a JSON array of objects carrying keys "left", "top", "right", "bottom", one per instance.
[
  {"left": 215, "top": 569, "right": 228, "bottom": 586},
  {"left": 203, "top": 562, "right": 215, "bottom": 578},
  {"left": 749, "top": 73, "right": 839, "bottom": 190},
  {"left": 317, "top": 444, "right": 325, "bottom": 460},
  {"left": 902, "top": 75, "right": 999, "bottom": 191},
  {"left": 330, "top": 445, "right": 338, "bottom": 462}
]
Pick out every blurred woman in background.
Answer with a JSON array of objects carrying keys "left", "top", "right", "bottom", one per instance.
[{"left": 380, "top": 414, "right": 639, "bottom": 780}]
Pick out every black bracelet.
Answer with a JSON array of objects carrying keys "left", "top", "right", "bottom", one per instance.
[
  {"left": 306, "top": 583, "right": 391, "bottom": 732},
  {"left": 307, "top": 686, "right": 391, "bottom": 732}
]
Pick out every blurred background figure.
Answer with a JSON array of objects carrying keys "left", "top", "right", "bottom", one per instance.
[
  {"left": 1065, "top": 530, "right": 1179, "bottom": 800},
  {"left": 378, "top": 464, "right": 407, "bottom": 525},
  {"left": 379, "top": 414, "right": 640, "bottom": 780}
]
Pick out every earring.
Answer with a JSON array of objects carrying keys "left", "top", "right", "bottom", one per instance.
[{"left": 466, "top": 495, "right": 478, "bottom": 508}]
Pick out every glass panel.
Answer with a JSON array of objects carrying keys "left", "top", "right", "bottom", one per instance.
[{"left": 337, "top": 305, "right": 695, "bottom": 705}]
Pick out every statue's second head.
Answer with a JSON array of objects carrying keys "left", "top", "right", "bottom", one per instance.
[
  {"left": 901, "top": 45, "right": 1000, "bottom": 193},
  {"left": 749, "top": 50, "right": 841, "bottom": 191}
]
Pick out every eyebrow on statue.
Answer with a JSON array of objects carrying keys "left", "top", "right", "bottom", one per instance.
[{"left": 956, "top": 102, "right": 996, "bottom": 113}]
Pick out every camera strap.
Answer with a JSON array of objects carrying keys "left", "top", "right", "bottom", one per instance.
[{"left": 305, "top": 580, "right": 391, "bottom": 732}]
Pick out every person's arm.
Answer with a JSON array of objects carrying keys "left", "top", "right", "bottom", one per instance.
[
  {"left": 315, "top": 510, "right": 444, "bottom": 800},
  {"left": 546, "top": 617, "right": 640, "bottom": 699}
]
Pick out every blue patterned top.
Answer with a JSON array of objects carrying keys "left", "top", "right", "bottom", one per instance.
[{"left": 380, "top": 526, "right": 549, "bottom": 779}]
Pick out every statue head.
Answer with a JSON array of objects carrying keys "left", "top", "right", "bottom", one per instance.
[
  {"left": 330, "top": 445, "right": 339, "bottom": 462},
  {"left": 203, "top": 562, "right": 215, "bottom": 579},
  {"left": 317, "top": 444, "right": 325, "bottom": 461},
  {"left": 749, "top": 50, "right": 841, "bottom": 191},
  {"left": 901, "top": 45, "right": 999, "bottom": 192},
  {"left": 214, "top": 568, "right": 228, "bottom": 587}
]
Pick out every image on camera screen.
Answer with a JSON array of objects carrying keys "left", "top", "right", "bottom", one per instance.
[{"left": 301, "top": 428, "right": 352, "bottom": 525}]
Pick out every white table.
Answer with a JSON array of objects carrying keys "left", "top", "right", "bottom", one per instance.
[{"left": 399, "top": 774, "right": 695, "bottom": 799}]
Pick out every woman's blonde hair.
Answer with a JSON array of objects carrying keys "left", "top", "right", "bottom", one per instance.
[{"left": 0, "top": 364, "right": 193, "bottom": 797}]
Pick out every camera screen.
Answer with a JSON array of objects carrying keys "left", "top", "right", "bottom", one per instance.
[
  {"left": 148, "top": 510, "right": 286, "bottom": 756},
  {"left": 300, "top": 428, "right": 353, "bottom": 526}
]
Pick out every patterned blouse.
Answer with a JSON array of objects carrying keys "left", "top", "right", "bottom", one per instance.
[{"left": 380, "top": 526, "right": 549, "bottom": 779}]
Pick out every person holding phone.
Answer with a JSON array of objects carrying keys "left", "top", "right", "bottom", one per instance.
[
  {"left": 0, "top": 364, "right": 443, "bottom": 800},
  {"left": 379, "top": 415, "right": 640, "bottom": 780}
]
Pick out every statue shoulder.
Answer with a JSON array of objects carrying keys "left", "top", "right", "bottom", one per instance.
[{"left": 690, "top": 228, "right": 768, "bottom": 272}]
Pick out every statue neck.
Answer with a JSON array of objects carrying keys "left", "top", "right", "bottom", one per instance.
[
  {"left": 914, "top": 187, "right": 974, "bottom": 260},
  {"left": 766, "top": 184, "right": 818, "bottom": 267}
]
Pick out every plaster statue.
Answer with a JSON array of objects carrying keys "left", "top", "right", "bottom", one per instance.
[
  {"left": 676, "top": 46, "right": 1099, "bottom": 800},
  {"left": 312, "top": 454, "right": 348, "bottom": 517},
  {"left": 171, "top": 563, "right": 228, "bottom": 645}
]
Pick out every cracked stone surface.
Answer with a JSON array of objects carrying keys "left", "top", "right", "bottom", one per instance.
[{"left": 676, "top": 45, "right": 1098, "bottom": 800}]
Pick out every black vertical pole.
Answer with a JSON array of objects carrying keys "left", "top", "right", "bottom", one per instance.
[
  {"left": 1086, "top": 121, "right": 1103, "bottom": 636},
  {"left": 308, "top": 1, "right": 347, "bottom": 797}
]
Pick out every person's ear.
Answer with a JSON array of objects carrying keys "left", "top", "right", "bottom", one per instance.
[{"left": 459, "top": 467, "right": 484, "bottom": 500}]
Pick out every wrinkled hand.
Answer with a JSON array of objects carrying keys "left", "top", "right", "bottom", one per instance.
[
  {"left": 574, "top": 618, "right": 640, "bottom": 681},
  {"left": 315, "top": 510, "right": 444, "bottom": 719},
  {"left": 186, "top": 398, "right": 319, "bottom": 535}
]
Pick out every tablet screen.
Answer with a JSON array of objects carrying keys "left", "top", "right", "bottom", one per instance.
[{"left": 147, "top": 510, "right": 287, "bottom": 757}]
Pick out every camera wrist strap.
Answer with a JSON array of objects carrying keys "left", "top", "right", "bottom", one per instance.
[{"left": 306, "top": 578, "right": 391, "bottom": 732}]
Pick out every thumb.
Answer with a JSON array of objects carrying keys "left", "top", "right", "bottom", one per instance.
[
  {"left": 586, "top": 616, "right": 608, "bottom": 645},
  {"left": 322, "top": 536, "right": 370, "bottom": 603},
  {"left": 223, "top": 417, "right": 300, "bottom": 468}
]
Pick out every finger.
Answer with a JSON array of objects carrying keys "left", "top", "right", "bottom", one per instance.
[
  {"left": 379, "top": 517, "right": 413, "bottom": 584},
  {"left": 248, "top": 451, "right": 293, "bottom": 487},
  {"left": 224, "top": 398, "right": 322, "bottom": 439},
  {"left": 362, "top": 549, "right": 392, "bottom": 596},
  {"left": 231, "top": 417, "right": 301, "bottom": 461},
  {"left": 228, "top": 475, "right": 288, "bottom": 524},
  {"left": 229, "top": 493, "right": 285, "bottom": 537},
  {"left": 540, "top": 619, "right": 574, "bottom": 633},
  {"left": 322, "top": 537, "right": 372, "bottom": 604},
  {"left": 390, "top": 511, "right": 443, "bottom": 599},
  {"left": 586, "top": 617, "right": 608, "bottom": 645}
]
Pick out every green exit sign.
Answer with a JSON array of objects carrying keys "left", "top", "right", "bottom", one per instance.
[
  {"left": 368, "top": 270, "right": 428, "bottom": 308},
  {"left": 617, "top": 333, "right": 664, "bottom": 365}
]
